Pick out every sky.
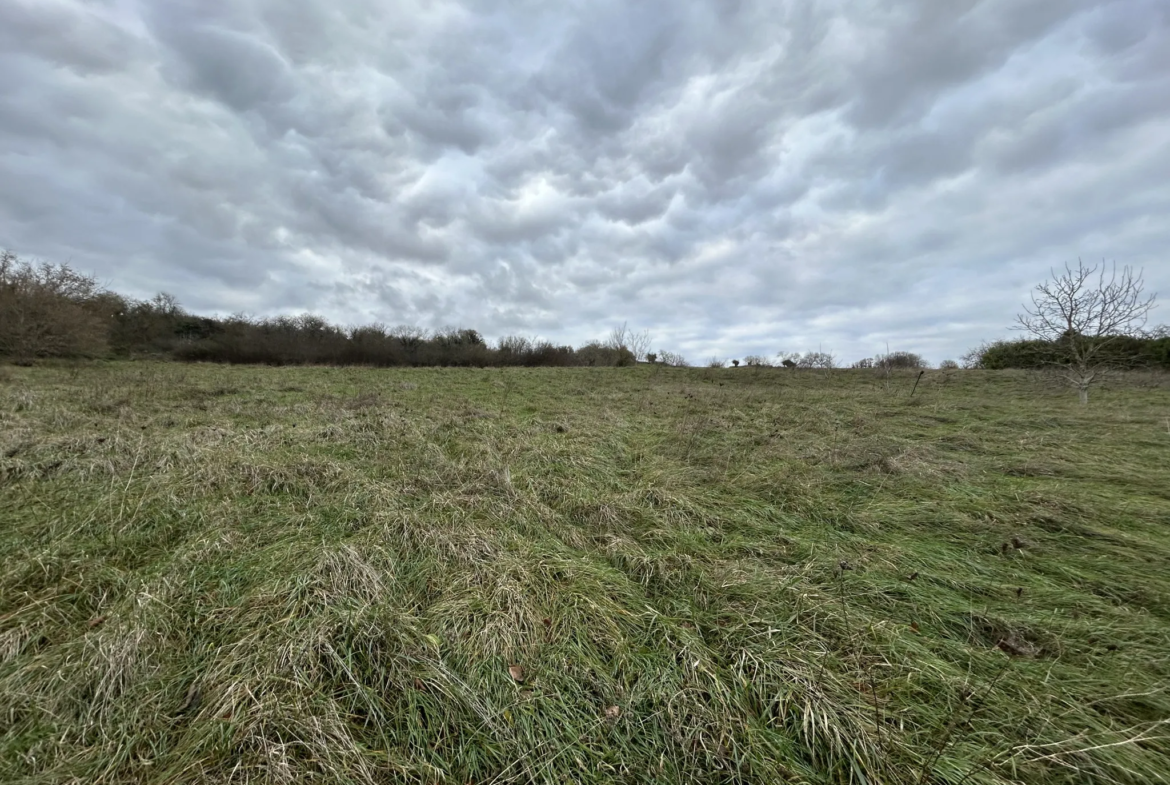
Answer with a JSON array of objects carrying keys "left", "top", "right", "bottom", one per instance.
[{"left": 1, "top": 0, "right": 1168, "bottom": 365}]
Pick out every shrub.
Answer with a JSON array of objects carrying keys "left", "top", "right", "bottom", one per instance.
[
  {"left": 575, "top": 341, "right": 634, "bottom": 367},
  {"left": 874, "top": 351, "right": 927, "bottom": 370},
  {"left": 658, "top": 350, "right": 688, "bottom": 367},
  {"left": 0, "top": 251, "right": 112, "bottom": 360},
  {"left": 939, "top": 359, "right": 960, "bottom": 370},
  {"left": 742, "top": 355, "right": 771, "bottom": 367},
  {"left": 964, "top": 336, "right": 1170, "bottom": 372}
]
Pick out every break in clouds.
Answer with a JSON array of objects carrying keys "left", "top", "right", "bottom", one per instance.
[{"left": 1, "top": 0, "right": 1168, "bottom": 363}]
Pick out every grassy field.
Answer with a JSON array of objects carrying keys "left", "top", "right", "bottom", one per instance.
[{"left": 1, "top": 362, "right": 1168, "bottom": 784}]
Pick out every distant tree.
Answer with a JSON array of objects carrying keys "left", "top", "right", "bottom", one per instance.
[
  {"left": 658, "top": 350, "right": 688, "bottom": 367},
  {"left": 851, "top": 357, "right": 875, "bottom": 369},
  {"left": 707, "top": 357, "right": 725, "bottom": 368},
  {"left": 1017, "top": 260, "right": 1157, "bottom": 404},
  {"left": 608, "top": 322, "right": 652, "bottom": 362},
  {"left": 939, "top": 359, "right": 960, "bottom": 370},
  {"left": 646, "top": 352, "right": 657, "bottom": 364},
  {"left": 797, "top": 351, "right": 836, "bottom": 370},
  {"left": 629, "top": 329, "right": 652, "bottom": 362},
  {"left": 742, "top": 355, "right": 771, "bottom": 367},
  {"left": 731, "top": 359, "right": 740, "bottom": 367}
]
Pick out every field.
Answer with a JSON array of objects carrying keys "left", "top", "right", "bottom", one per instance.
[{"left": 2, "top": 362, "right": 1168, "bottom": 784}]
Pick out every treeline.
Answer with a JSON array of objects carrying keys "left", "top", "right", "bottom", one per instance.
[
  {"left": 0, "top": 253, "right": 638, "bottom": 367},
  {"left": 966, "top": 335, "right": 1170, "bottom": 370}
]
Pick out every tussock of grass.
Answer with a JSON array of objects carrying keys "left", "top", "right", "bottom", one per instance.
[{"left": 2, "top": 363, "right": 1169, "bottom": 783}]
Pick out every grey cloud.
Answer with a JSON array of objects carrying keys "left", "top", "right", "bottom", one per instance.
[{"left": 1, "top": 0, "right": 1168, "bottom": 364}]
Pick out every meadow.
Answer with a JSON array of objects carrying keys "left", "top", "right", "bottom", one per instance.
[{"left": 1, "top": 362, "right": 1168, "bottom": 784}]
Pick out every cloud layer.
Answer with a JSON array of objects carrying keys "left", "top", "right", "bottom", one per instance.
[{"left": 2, "top": 0, "right": 1168, "bottom": 363}]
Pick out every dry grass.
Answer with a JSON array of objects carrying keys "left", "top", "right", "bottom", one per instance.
[{"left": 1, "top": 362, "right": 1168, "bottom": 784}]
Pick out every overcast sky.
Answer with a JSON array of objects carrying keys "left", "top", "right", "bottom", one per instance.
[{"left": 2, "top": 0, "right": 1168, "bottom": 364}]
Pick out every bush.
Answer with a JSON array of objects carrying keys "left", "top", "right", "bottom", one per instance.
[
  {"left": 875, "top": 351, "right": 927, "bottom": 370},
  {"left": 964, "top": 336, "right": 1170, "bottom": 371},
  {"left": 575, "top": 341, "right": 634, "bottom": 367},
  {"left": 658, "top": 350, "right": 689, "bottom": 367},
  {"left": 939, "top": 359, "right": 960, "bottom": 370},
  {"left": 0, "top": 252, "right": 112, "bottom": 360},
  {"left": 742, "top": 355, "right": 771, "bottom": 367}
]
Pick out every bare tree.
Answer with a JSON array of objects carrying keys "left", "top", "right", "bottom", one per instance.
[
  {"left": 630, "top": 330, "right": 652, "bottom": 362},
  {"left": 608, "top": 322, "right": 652, "bottom": 362},
  {"left": 1017, "top": 260, "right": 1157, "bottom": 404},
  {"left": 797, "top": 350, "right": 836, "bottom": 372},
  {"left": 607, "top": 322, "right": 630, "bottom": 353}
]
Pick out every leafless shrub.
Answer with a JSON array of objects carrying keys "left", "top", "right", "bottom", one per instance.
[
  {"left": 658, "top": 350, "right": 689, "bottom": 367},
  {"left": 707, "top": 357, "right": 725, "bottom": 368},
  {"left": 743, "top": 355, "right": 772, "bottom": 367},
  {"left": 961, "top": 343, "right": 989, "bottom": 369},
  {"left": 0, "top": 251, "right": 111, "bottom": 361}
]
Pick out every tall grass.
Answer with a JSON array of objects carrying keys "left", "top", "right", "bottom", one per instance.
[{"left": 2, "top": 363, "right": 1168, "bottom": 783}]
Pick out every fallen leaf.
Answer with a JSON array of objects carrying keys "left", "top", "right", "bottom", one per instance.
[
  {"left": 508, "top": 664, "right": 524, "bottom": 682},
  {"left": 87, "top": 615, "right": 107, "bottom": 628},
  {"left": 906, "top": 571, "right": 919, "bottom": 581},
  {"left": 910, "top": 622, "right": 920, "bottom": 634},
  {"left": 542, "top": 617, "right": 552, "bottom": 628},
  {"left": 413, "top": 678, "right": 426, "bottom": 691},
  {"left": 605, "top": 705, "right": 621, "bottom": 720}
]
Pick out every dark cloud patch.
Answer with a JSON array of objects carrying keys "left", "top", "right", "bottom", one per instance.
[{"left": 1, "top": 0, "right": 1168, "bottom": 364}]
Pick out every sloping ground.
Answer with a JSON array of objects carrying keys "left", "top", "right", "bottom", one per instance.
[{"left": 2, "top": 363, "right": 1168, "bottom": 784}]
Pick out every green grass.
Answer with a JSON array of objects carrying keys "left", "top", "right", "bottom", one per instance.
[{"left": 2, "top": 362, "right": 1169, "bottom": 784}]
